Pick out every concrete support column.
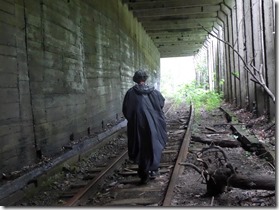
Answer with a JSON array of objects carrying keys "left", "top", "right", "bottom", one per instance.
[
  {"left": 221, "top": 4, "right": 234, "bottom": 103},
  {"left": 262, "top": 0, "right": 276, "bottom": 119},
  {"left": 243, "top": 0, "right": 256, "bottom": 111},
  {"left": 251, "top": 0, "right": 266, "bottom": 115},
  {"left": 217, "top": 11, "right": 231, "bottom": 102},
  {"left": 236, "top": 0, "right": 248, "bottom": 109}
]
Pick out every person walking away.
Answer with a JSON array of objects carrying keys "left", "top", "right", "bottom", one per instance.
[{"left": 122, "top": 70, "right": 168, "bottom": 184}]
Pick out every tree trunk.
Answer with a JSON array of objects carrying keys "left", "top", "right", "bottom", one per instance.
[
  {"left": 229, "top": 174, "right": 275, "bottom": 190},
  {"left": 206, "top": 167, "right": 275, "bottom": 196}
]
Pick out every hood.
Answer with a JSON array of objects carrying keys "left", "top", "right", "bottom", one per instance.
[{"left": 133, "top": 84, "right": 154, "bottom": 95}]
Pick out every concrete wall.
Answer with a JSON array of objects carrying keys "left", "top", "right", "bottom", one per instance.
[
  {"left": 203, "top": 0, "right": 275, "bottom": 120},
  {"left": 0, "top": 0, "right": 160, "bottom": 174}
]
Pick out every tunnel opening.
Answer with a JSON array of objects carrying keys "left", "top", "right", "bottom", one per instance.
[
  {"left": 160, "top": 52, "right": 224, "bottom": 115},
  {"left": 160, "top": 56, "right": 195, "bottom": 98}
]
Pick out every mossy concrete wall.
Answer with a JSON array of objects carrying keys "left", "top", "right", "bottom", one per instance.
[{"left": 0, "top": 0, "right": 160, "bottom": 174}]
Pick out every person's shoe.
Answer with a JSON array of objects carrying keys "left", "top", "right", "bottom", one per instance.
[
  {"left": 127, "top": 157, "right": 137, "bottom": 164},
  {"left": 138, "top": 170, "right": 149, "bottom": 185},
  {"left": 149, "top": 170, "right": 159, "bottom": 179},
  {"left": 139, "top": 176, "right": 149, "bottom": 185}
]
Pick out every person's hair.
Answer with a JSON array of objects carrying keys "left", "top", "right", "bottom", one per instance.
[{"left": 133, "top": 70, "right": 148, "bottom": 83}]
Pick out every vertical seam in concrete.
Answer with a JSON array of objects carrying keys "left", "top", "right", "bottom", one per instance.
[
  {"left": 216, "top": 29, "right": 220, "bottom": 93},
  {"left": 261, "top": 1, "right": 268, "bottom": 86},
  {"left": 40, "top": 0, "right": 46, "bottom": 52},
  {"left": 242, "top": 0, "right": 248, "bottom": 90},
  {"left": 117, "top": 1, "right": 123, "bottom": 97},
  {"left": 249, "top": 0, "right": 257, "bottom": 106},
  {"left": 234, "top": 0, "right": 241, "bottom": 107},
  {"left": 16, "top": 4, "right": 21, "bottom": 131},
  {"left": 23, "top": 0, "right": 38, "bottom": 153},
  {"left": 259, "top": 0, "right": 266, "bottom": 77},
  {"left": 259, "top": 0, "right": 268, "bottom": 113}
]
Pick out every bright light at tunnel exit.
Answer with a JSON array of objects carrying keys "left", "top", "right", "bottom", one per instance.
[{"left": 160, "top": 56, "right": 195, "bottom": 97}]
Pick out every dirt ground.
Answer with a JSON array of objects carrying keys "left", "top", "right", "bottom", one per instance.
[{"left": 170, "top": 102, "right": 276, "bottom": 207}]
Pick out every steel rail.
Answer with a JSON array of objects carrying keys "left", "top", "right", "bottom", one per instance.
[
  {"left": 162, "top": 104, "right": 195, "bottom": 206},
  {"left": 65, "top": 150, "right": 128, "bottom": 206},
  {"left": 64, "top": 102, "right": 180, "bottom": 207}
]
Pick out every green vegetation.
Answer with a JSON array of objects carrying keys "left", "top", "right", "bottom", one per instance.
[
  {"left": 231, "top": 71, "right": 240, "bottom": 78},
  {"left": 173, "top": 81, "right": 223, "bottom": 114},
  {"left": 219, "top": 79, "right": 225, "bottom": 86},
  {"left": 160, "top": 53, "right": 223, "bottom": 114}
]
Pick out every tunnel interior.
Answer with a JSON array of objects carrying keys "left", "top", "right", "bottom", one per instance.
[{"left": 0, "top": 0, "right": 275, "bottom": 177}]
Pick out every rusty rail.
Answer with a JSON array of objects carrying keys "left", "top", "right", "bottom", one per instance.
[
  {"left": 65, "top": 151, "right": 128, "bottom": 206},
  {"left": 63, "top": 102, "right": 193, "bottom": 207},
  {"left": 162, "top": 104, "right": 194, "bottom": 206}
]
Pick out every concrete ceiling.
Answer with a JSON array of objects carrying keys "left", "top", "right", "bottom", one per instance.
[{"left": 121, "top": 0, "right": 224, "bottom": 58}]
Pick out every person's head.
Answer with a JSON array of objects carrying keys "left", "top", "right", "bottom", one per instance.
[{"left": 133, "top": 70, "right": 148, "bottom": 84}]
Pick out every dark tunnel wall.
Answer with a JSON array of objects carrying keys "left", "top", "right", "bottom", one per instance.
[{"left": 0, "top": 0, "right": 160, "bottom": 174}]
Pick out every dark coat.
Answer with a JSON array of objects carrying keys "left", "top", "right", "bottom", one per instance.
[{"left": 122, "top": 84, "right": 167, "bottom": 174}]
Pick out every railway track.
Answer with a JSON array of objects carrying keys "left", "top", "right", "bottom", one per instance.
[
  {"left": 62, "top": 103, "right": 194, "bottom": 206},
  {"left": 6, "top": 101, "right": 193, "bottom": 207},
  {"left": 3, "top": 101, "right": 275, "bottom": 207}
]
